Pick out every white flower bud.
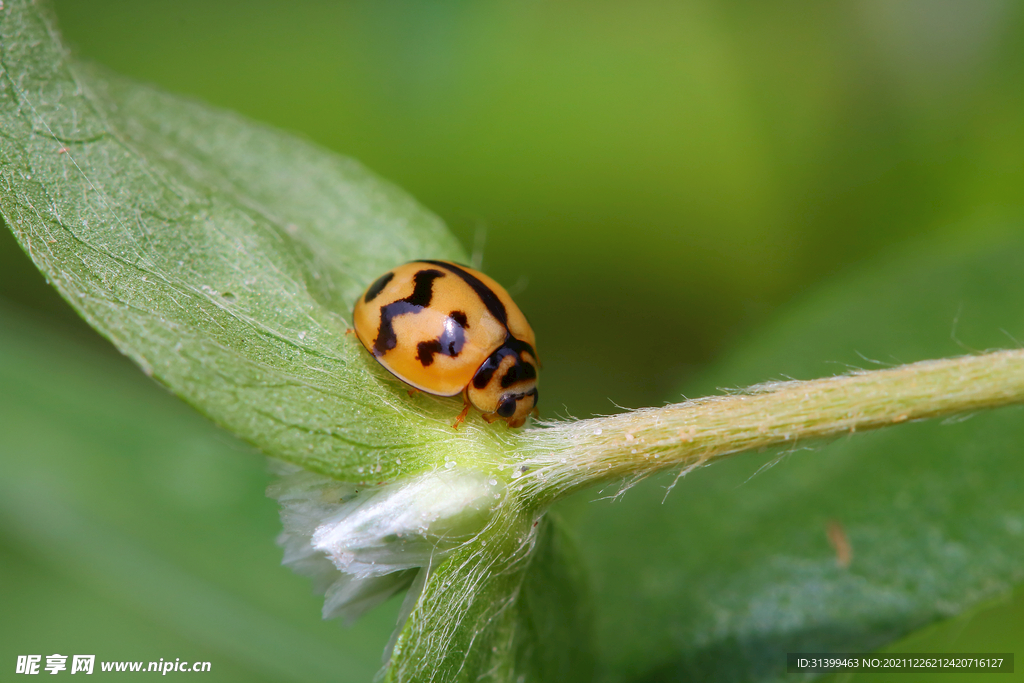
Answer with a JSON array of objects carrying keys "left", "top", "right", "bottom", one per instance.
[{"left": 268, "top": 462, "right": 504, "bottom": 624}]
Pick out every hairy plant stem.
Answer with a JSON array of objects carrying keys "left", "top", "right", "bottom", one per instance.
[{"left": 517, "top": 350, "right": 1024, "bottom": 505}]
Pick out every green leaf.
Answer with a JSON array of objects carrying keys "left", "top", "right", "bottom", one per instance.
[
  {"left": 0, "top": 2, "right": 589, "bottom": 680},
  {"left": 559, "top": 228, "right": 1024, "bottom": 682},
  {"left": 0, "top": 298, "right": 595, "bottom": 682},
  {"left": 387, "top": 515, "right": 594, "bottom": 683},
  {"left": 0, "top": 0, "right": 489, "bottom": 481},
  {"left": 0, "top": 301, "right": 395, "bottom": 682},
  {"left": 511, "top": 517, "right": 595, "bottom": 682}
]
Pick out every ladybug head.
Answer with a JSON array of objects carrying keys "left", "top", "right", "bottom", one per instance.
[{"left": 466, "top": 338, "right": 539, "bottom": 428}]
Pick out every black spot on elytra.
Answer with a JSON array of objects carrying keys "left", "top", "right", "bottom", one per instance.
[
  {"left": 363, "top": 272, "right": 394, "bottom": 303},
  {"left": 416, "top": 340, "right": 442, "bottom": 366},
  {"left": 420, "top": 260, "right": 509, "bottom": 326},
  {"left": 373, "top": 269, "right": 444, "bottom": 356},
  {"left": 416, "top": 311, "right": 469, "bottom": 366}
]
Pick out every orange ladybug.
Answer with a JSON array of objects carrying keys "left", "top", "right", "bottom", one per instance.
[{"left": 353, "top": 261, "right": 539, "bottom": 428}]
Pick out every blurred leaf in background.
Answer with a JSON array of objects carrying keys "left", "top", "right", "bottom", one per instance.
[
  {"left": 562, "top": 228, "right": 1024, "bottom": 682},
  {"left": 42, "top": 0, "right": 1024, "bottom": 415},
  {"left": 3, "top": 1, "right": 1024, "bottom": 681},
  {"left": 0, "top": 297, "right": 395, "bottom": 682}
]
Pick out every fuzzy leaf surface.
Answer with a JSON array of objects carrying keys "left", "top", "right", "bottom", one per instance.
[
  {"left": 386, "top": 515, "right": 593, "bottom": 683},
  {"left": 0, "top": 2, "right": 589, "bottom": 680},
  {"left": 0, "top": 0, "right": 492, "bottom": 481}
]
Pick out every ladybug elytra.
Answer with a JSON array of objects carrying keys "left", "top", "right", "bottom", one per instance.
[{"left": 353, "top": 260, "right": 539, "bottom": 428}]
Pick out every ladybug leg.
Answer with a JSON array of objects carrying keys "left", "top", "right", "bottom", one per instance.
[
  {"left": 345, "top": 328, "right": 355, "bottom": 335},
  {"left": 480, "top": 412, "right": 500, "bottom": 424},
  {"left": 452, "top": 397, "right": 472, "bottom": 430},
  {"left": 407, "top": 387, "right": 420, "bottom": 398}
]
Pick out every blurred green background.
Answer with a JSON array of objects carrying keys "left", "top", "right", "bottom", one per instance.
[
  {"left": 2, "top": 1, "right": 1023, "bottom": 681},
  {"left": 10, "top": 0, "right": 1024, "bottom": 417}
]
